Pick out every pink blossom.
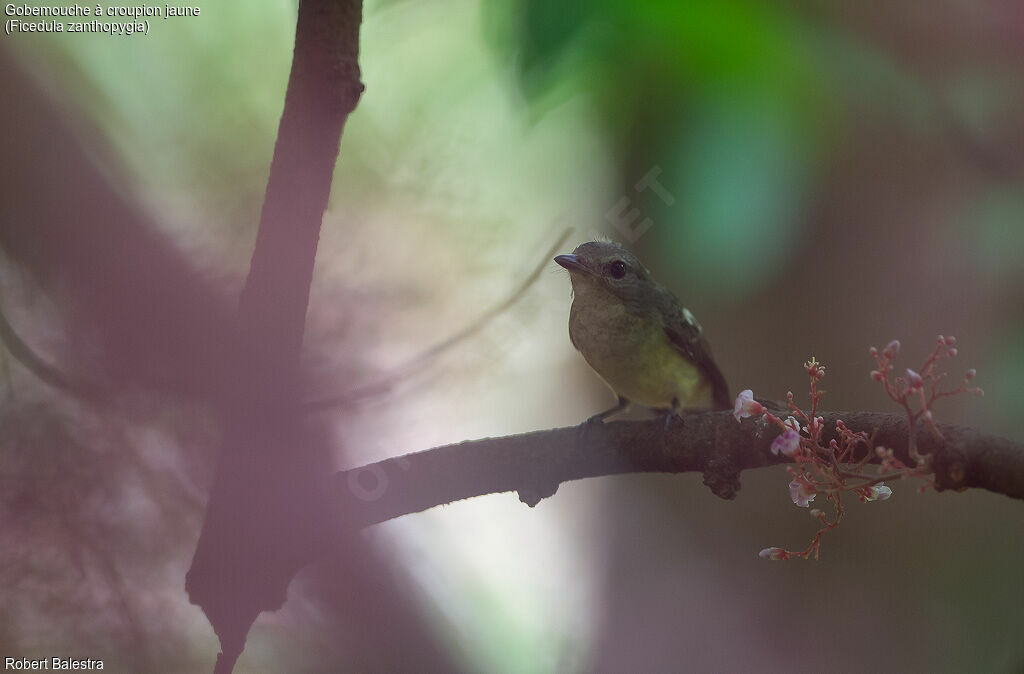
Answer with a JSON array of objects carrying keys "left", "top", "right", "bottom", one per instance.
[
  {"left": 733, "top": 389, "right": 763, "bottom": 422},
  {"left": 771, "top": 429, "right": 801, "bottom": 457},
  {"left": 865, "top": 484, "right": 892, "bottom": 501},
  {"left": 789, "top": 478, "right": 816, "bottom": 507},
  {"left": 759, "top": 547, "right": 787, "bottom": 560}
]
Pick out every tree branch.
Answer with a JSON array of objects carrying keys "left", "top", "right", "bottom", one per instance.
[
  {"left": 186, "top": 0, "right": 365, "bottom": 670},
  {"left": 328, "top": 410, "right": 1024, "bottom": 530},
  {"left": 0, "top": 298, "right": 102, "bottom": 402}
]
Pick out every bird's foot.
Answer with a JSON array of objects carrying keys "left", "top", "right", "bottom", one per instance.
[
  {"left": 577, "top": 396, "right": 630, "bottom": 445},
  {"left": 661, "top": 399, "right": 684, "bottom": 448},
  {"left": 577, "top": 413, "right": 605, "bottom": 445}
]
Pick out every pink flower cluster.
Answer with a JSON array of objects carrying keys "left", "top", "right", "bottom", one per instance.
[{"left": 734, "top": 340, "right": 981, "bottom": 561}]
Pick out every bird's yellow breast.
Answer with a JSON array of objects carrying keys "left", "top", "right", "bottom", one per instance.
[{"left": 568, "top": 290, "right": 709, "bottom": 409}]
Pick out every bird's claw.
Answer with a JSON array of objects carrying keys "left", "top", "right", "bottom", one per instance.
[
  {"left": 578, "top": 396, "right": 630, "bottom": 445},
  {"left": 577, "top": 414, "right": 605, "bottom": 444},
  {"left": 662, "top": 399, "right": 684, "bottom": 446}
]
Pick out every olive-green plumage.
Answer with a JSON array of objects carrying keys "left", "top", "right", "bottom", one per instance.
[{"left": 555, "top": 241, "right": 730, "bottom": 415}]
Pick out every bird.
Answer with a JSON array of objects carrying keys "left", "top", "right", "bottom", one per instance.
[{"left": 555, "top": 240, "right": 730, "bottom": 423}]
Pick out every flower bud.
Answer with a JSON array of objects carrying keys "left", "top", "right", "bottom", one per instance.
[
  {"left": 866, "top": 484, "right": 893, "bottom": 501},
  {"left": 759, "top": 547, "right": 787, "bottom": 560},
  {"left": 905, "top": 368, "right": 923, "bottom": 390}
]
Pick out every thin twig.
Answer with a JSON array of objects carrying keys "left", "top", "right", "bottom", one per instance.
[
  {"left": 0, "top": 297, "right": 101, "bottom": 402},
  {"left": 305, "top": 226, "right": 574, "bottom": 412}
]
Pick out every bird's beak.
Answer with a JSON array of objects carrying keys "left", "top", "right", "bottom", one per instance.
[{"left": 554, "top": 254, "right": 590, "bottom": 275}]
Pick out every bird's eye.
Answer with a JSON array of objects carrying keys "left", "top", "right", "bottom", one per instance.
[{"left": 608, "top": 260, "right": 627, "bottom": 279}]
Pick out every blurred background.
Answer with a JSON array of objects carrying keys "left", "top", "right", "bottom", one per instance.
[{"left": 1, "top": 0, "right": 1023, "bottom": 671}]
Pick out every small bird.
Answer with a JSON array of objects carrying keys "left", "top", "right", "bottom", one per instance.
[{"left": 555, "top": 240, "right": 730, "bottom": 422}]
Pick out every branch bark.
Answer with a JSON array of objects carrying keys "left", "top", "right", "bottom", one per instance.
[
  {"left": 185, "top": 1, "right": 364, "bottom": 671},
  {"left": 328, "top": 410, "right": 1024, "bottom": 531}
]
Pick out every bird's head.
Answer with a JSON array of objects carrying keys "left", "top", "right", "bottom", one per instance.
[{"left": 554, "top": 241, "right": 654, "bottom": 304}]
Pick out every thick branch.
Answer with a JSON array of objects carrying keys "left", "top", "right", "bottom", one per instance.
[
  {"left": 329, "top": 410, "right": 1024, "bottom": 530},
  {"left": 238, "top": 0, "right": 364, "bottom": 398},
  {"left": 187, "top": 0, "right": 364, "bottom": 669}
]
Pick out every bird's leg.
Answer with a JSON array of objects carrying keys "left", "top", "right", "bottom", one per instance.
[
  {"left": 578, "top": 396, "right": 630, "bottom": 445},
  {"left": 663, "top": 397, "right": 683, "bottom": 433},
  {"left": 587, "top": 395, "right": 631, "bottom": 425}
]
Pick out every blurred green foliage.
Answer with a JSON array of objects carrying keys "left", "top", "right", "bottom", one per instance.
[{"left": 484, "top": 0, "right": 832, "bottom": 297}]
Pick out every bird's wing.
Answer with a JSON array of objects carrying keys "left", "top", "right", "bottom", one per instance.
[{"left": 661, "top": 301, "right": 732, "bottom": 411}]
